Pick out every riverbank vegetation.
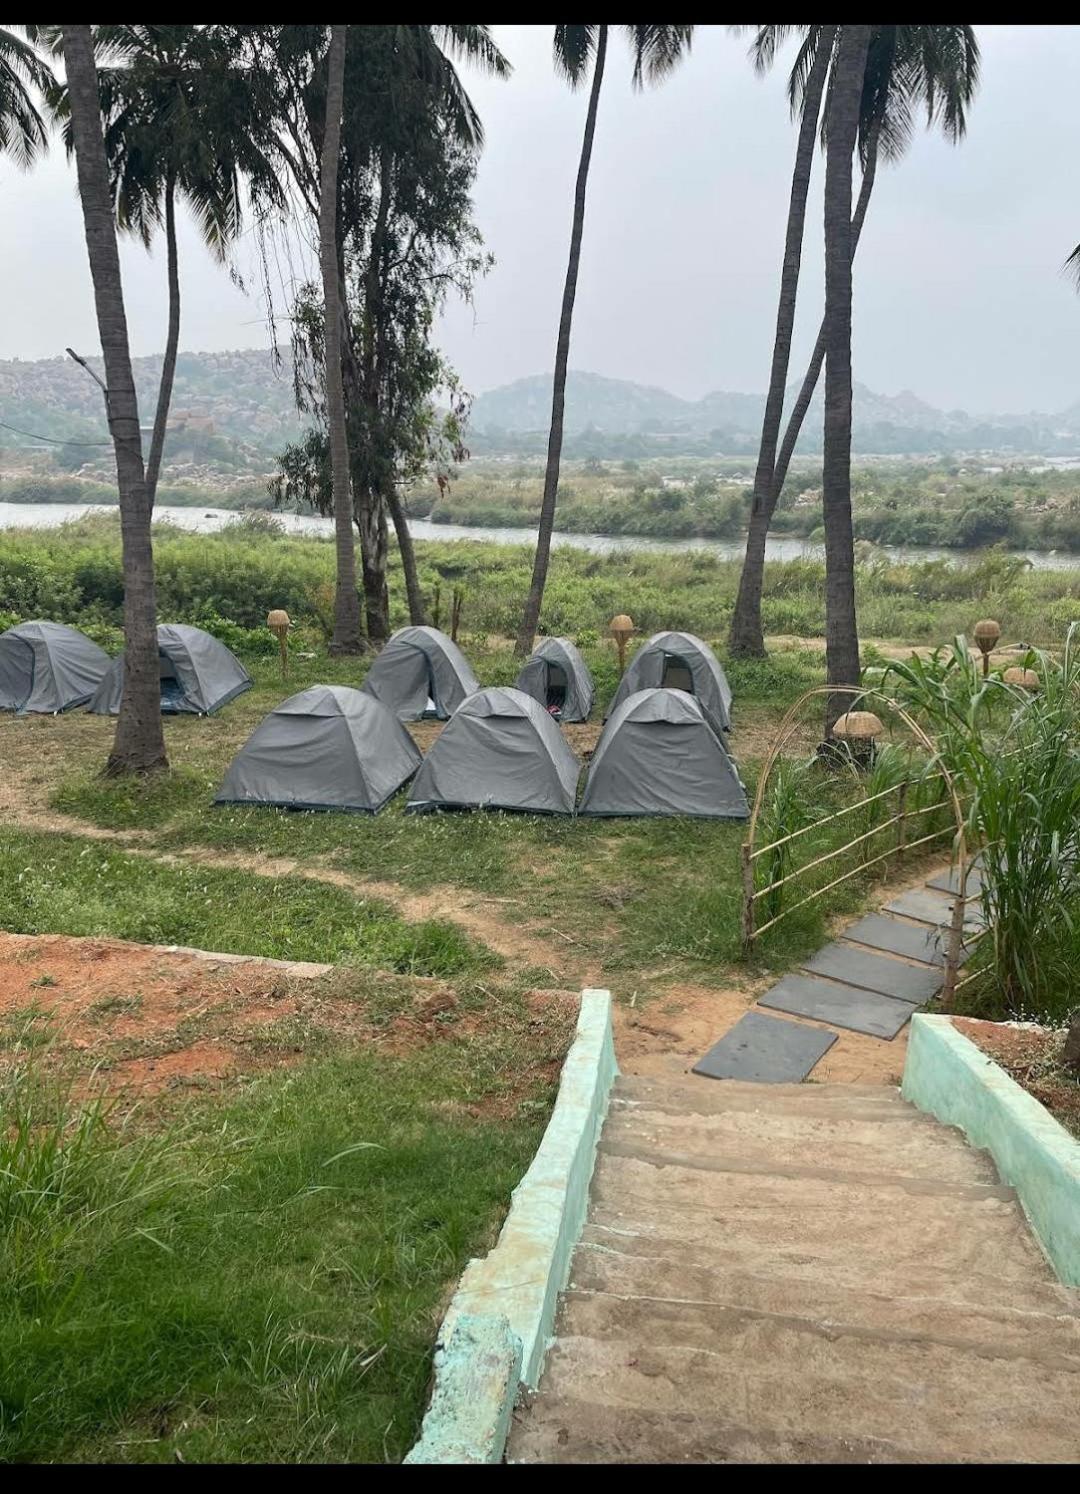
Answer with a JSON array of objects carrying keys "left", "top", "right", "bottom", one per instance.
[{"left": 1, "top": 514, "right": 1077, "bottom": 652}]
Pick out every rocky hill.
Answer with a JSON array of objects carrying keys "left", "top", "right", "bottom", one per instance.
[{"left": 2, "top": 349, "right": 1079, "bottom": 462}]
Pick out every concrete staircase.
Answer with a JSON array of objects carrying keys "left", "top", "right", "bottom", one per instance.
[{"left": 508, "top": 1074, "right": 1080, "bottom": 1464}]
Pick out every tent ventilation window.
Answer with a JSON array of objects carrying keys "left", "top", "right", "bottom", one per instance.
[{"left": 661, "top": 654, "right": 694, "bottom": 694}]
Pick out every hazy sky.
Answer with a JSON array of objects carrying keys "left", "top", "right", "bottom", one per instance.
[{"left": 1, "top": 24, "right": 1077, "bottom": 414}]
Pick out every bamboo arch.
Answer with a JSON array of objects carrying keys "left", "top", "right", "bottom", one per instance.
[{"left": 741, "top": 685, "right": 969, "bottom": 1001}]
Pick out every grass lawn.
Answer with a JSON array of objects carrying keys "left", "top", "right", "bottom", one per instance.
[
  {"left": 0, "top": 629, "right": 941, "bottom": 1462},
  {"left": 0, "top": 978, "right": 573, "bottom": 1463}
]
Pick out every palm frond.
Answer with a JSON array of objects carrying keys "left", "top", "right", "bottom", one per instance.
[
  {"left": 0, "top": 26, "right": 54, "bottom": 167},
  {"left": 626, "top": 25, "right": 694, "bottom": 89},
  {"left": 553, "top": 25, "right": 599, "bottom": 89}
]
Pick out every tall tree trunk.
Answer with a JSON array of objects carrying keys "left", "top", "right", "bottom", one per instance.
[
  {"left": 731, "top": 121, "right": 882, "bottom": 663},
  {"left": 387, "top": 486, "right": 427, "bottom": 625},
  {"left": 514, "top": 24, "right": 607, "bottom": 657},
  {"left": 145, "top": 172, "right": 180, "bottom": 509},
  {"left": 358, "top": 495, "right": 390, "bottom": 642},
  {"left": 321, "top": 24, "right": 363, "bottom": 655},
  {"left": 355, "top": 146, "right": 393, "bottom": 645},
  {"left": 770, "top": 114, "right": 882, "bottom": 504},
  {"left": 62, "top": 25, "right": 167, "bottom": 776},
  {"left": 729, "top": 28, "right": 835, "bottom": 659},
  {"left": 822, "top": 25, "right": 870, "bottom": 737}
]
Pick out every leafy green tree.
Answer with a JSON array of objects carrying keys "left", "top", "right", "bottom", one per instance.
[
  {"left": 246, "top": 23, "right": 503, "bottom": 642},
  {"left": 514, "top": 24, "right": 694, "bottom": 657},
  {"left": 60, "top": 26, "right": 166, "bottom": 774},
  {"left": 730, "top": 25, "right": 980, "bottom": 658}
]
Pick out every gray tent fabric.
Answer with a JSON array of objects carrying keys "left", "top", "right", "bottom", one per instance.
[
  {"left": 406, "top": 686, "right": 580, "bottom": 815},
  {"left": 607, "top": 630, "right": 733, "bottom": 731},
  {"left": 0, "top": 620, "right": 109, "bottom": 714},
  {"left": 216, "top": 685, "right": 421, "bottom": 813},
  {"left": 89, "top": 623, "right": 252, "bottom": 716},
  {"left": 515, "top": 636, "right": 594, "bottom": 722},
  {"left": 361, "top": 626, "right": 479, "bottom": 721},
  {"left": 580, "top": 687, "right": 749, "bottom": 820}
]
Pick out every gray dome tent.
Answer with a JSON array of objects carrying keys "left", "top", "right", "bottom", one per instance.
[
  {"left": 580, "top": 688, "right": 749, "bottom": 820},
  {"left": 89, "top": 624, "right": 252, "bottom": 716},
  {"left": 0, "top": 621, "right": 109, "bottom": 714},
  {"left": 406, "top": 686, "right": 580, "bottom": 815},
  {"left": 361, "top": 626, "right": 479, "bottom": 721},
  {"left": 216, "top": 685, "right": 421, "bottom": 814},
  {"left": 607, "top": 630, "right": 733, "bottom": 731},
  {"left": 515, "top": 636, "right": 594, "bottom": 722}
]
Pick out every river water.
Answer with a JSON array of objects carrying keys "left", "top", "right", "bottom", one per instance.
[{"left": 1, "top": 500, "right": 1077, "bottom": 572}]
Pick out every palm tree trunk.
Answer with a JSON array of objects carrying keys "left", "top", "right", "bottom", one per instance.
[
  {"left": 770, "top": 114, "right": 882, "bottom": 505},
  {"left": 729, "top": 28, "right": 835, "bottom": 659},
  {"left": 822, "top": 25, "right": 871, "bottom": 737},
  {"left": 62, "top": 25, "right": 167, "bottom": 777},
  {"left": 387, "top": 485, "right": 427, "bottom": 625},
  {"left": 514, "top": 24, "right": 607, "bottom": 657},
  {"left": 144, "top": 173, "right": 180, "bottom": 510},
  {"left": 321, "top": 24, "right": 363, "bottom": 656}
]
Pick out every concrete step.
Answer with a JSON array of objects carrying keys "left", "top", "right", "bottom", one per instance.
[
  {"left": 509, "top": 1395, "right": 942, "bottom": 1464},
  {"left": 604, "top": 1100, "right": 993, "bottom": 1185},
  {"left": 527, "top": 1308, "right": 1080, "bottom": 1462},
  {"left": 564, "top": 1254, "right": 1080, "bottom": 1363},
  {"left": 587, "top": 1154, "right": 1047, "bottom": 1285},
  {"left": 576, "top": 1223, "right": 1066, "bottom": 1311},
  {"left": 613, "top": 1074, "right": 908, "bottom": 1117}
]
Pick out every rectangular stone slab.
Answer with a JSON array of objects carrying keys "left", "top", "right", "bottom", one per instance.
[
  {"left": 693, "top": 1010, "right": 837, "bottom": 1084},
  {"left": 927, "top": 864, "right": 984, "bottom": 896},
  {"left": 883, "top": 888, "right": 985, "bottom": 930},
  {"left": 801, "top": 943, "right": 943, "bottom": 1004},
  {"left": 758, "top": 973, "right": 918, "bottom": 1040},
  {"left": 842, "top": 913, "right": 956, "bottom": 966}
]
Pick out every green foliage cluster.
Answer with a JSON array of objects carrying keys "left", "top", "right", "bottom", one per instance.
[{"left": 1, "top": 514, "right": 1078, "bottom": 650}]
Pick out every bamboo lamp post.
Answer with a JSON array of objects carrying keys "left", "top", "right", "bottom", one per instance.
[
  {"left": 610, "top": 614, "right": 634, "bottom": 675},
  {"left": 973, "top": 618, "right": 1001, "bottom": 677},
  {"left": 267, "top": 609, "right": 291, "bottom": 679}
]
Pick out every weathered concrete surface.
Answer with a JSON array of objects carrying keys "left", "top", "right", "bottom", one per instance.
[
  {"left": 407, "top": 988, "right": 616, "bottom": 1463},
  {"left": 509, "top": 1073, "right": 1080, "bottom": 1463},
  {"left": 403, "top": 1315, "right": 521, "bottom": 1465},
  {"left": 903, "top": 1013, "right": 1080, "bottom": 1286}
]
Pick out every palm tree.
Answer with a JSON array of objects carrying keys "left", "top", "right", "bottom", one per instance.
[
  {"left": 45, "top": 26, "right": 282, "bottom": 508},
  {"left": 821, "top": 25, "right": 871, "bottom": 735},
  {"left": 730, "top": 25, "right": 980, "bottom": 658},
  {"left": 514, "top": 24, "right": 694, "bottom": 657},
  {"left": 61, "top": 25, "right": 167, "bottom": 774},
  {"left": 320, "top": 25, "right": 364, "bottom": 654},
  {"left": 0, "top": 27, "right": 51, "bottom": 167}
]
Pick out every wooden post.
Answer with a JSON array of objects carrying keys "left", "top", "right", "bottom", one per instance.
[
  {"left": 895, "top": 779, "right": 909, "bottom": 859},
  {"left": 740, "top": 841, "right": 756, "bottom": 953},
  {"left": 267, "top": 609, "right": 290, "bottom": 680},
  {"left": 610, "top": 614, "right": 633, "bottom": 675},
  {"left": 451, "top": 586, "right": 463, "bottom": 643},
  {"left": 942, "top": 863, "right": 968, "bottom": 1004}
]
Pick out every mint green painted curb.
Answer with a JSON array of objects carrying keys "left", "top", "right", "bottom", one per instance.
[
  {"left": 902, "top": 1013, "right": 1080, "bottom": 1285},
  {"left": 405, "top": 988, "right": 617, "bottom": 1463},
  {"left": 403, "top": 1315, "right": 521, "bottom": 1465}
]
